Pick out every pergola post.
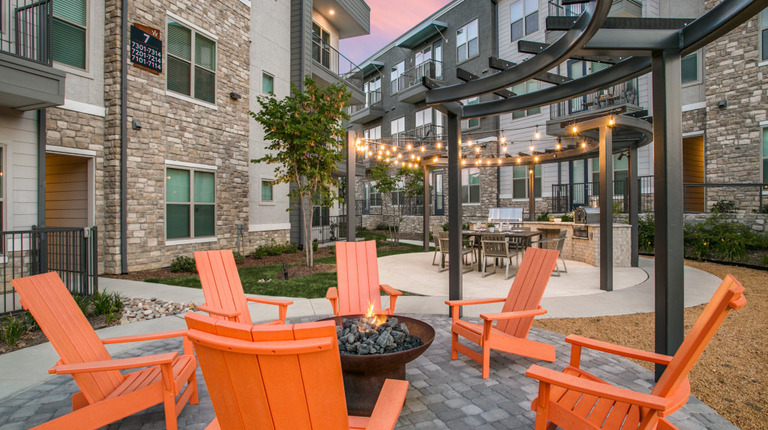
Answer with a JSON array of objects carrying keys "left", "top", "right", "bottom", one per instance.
[
  {"left": 423, "top": 164, "right": 430, "bottom": 252},
  {"left": 528, "top": 167, "right": 535, "bottom": 221},
  {"left": 629, "top": 145, "right": 639, "bottom": 267},
  {"left": 599, "top": 124, "right": 613, "bottom": 292},
  {"left": 652, "top": 49, "right": 685, "bottom": 379},
  {"left": 346, "top": 132, "right": 356, "bottom": 242},
  {"left": 447, "top": 112, "right": 463, "bottom": 316}
]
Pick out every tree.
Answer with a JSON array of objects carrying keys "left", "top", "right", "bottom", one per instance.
[
  {"left": 369, "top": 163, "right": 424, "bottom": 245},
  {"left": 250, "top": 77, "right": 351, "bottom": 266}
]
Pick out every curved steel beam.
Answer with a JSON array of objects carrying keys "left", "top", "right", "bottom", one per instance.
[
  {"left": 425, "top": 0, "right": 612, "bottom": 104},
  {"left": 462, "top": 0, "right": 765, "bottom": 119}
]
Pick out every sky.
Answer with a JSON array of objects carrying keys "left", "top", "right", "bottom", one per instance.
[{"left": 339, "top": 0, "right": 453, "bottom": 65}]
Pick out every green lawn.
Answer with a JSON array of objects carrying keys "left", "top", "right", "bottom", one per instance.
[{"left": 145, "top": 236, "right": 430, "bottom": 298}]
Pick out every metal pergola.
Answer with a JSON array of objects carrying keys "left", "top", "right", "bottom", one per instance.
[{"left": 346, "top": 0, "right": 768, "bottom": 378}]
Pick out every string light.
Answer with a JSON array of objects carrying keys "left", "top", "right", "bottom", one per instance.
[
  {"left": 497, "top": 159, "right": 502, "bottom": 165},
  {"left": 502, "top": 145, "right": 507, "bottom": 153},
  {"left": 461, "top": 159, "right": 467, "bottom": 165},
  {"left": 529, "top": 144, "right": 535, "bottom": 153},
  {"left": 420, "top": 146, "right": 426, "bottom": 152},
  {"left": 572, "top": 125, "right": 578, "bottom": 134},
  {"left": 534, "top": 156, "right": 539, "bottom": 162},
  {"left": 407, "top": 143, "right": 412, "bottom": 150},
  {"left": 467, "top": 140, "right": 473, "bottom": 146},
  {"left": 516, "top": 157, "right": 522, "bottom": 164},
  {"left": 486, "top": 160, "right": 491, "bottom": 165},
  {"left": 436, "top": 142, "right": 442, "bottom": 149},
  {"left": 581, "top": 141, "right": 587, "bottom": 148},
  {"left": 433, "top": 156, "right": 438, "bottom": 163},
  {"left": 534, "top": 126, "right": 540, "bottom": 139},
  {"left": 608, "top": 116, "right": 615, "bottom": 127},
  {"left": 555, "top": 138, "right": 561, "bottom": 151},
  {"left": 474, "top": 146, "right": 480, "bottom": 153},
  {"left": 500, "top": 136, "right": 506, "bottom": 144}
]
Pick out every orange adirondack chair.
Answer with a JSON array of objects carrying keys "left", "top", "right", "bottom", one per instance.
[
  {"left": 327, "top": 240, "right": 402, "bottom": 316},
  {"left": 526, "top": 274, "right": 746, "bottom": 430},
  {"left": 185, "top": 312, "right": 409, "bottom": 430},
  {"left": 11, "top": 272, "right": 199, "bottom": 430},
  {"left": 195, "top": 250, "right": 293, "bottom": 324},
  {"left": 445, "top": 247, "right": 559, "bottom": 379}
]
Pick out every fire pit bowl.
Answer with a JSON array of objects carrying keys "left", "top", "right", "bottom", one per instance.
[{"left": 322, "top": 314, "right": 435, "bottom": 417}]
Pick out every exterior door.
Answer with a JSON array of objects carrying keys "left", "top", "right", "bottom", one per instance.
[{"left": 434, "top": 171, "right": 444, "bottom": 216}]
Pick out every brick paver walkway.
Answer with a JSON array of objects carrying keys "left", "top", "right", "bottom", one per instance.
[{"left": 0, "top": 314, "right": 736, "bottom": 429}]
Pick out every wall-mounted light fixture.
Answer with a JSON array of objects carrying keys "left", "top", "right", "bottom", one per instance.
[
  {"left": 717, "top": 99, "right": 727, "bottom": 109},
  {"left": 131, "top": 119, "right": 141, "bottom": 130},
  {"left": 229, "top": 92, "right": 242, "bottom": 100}
]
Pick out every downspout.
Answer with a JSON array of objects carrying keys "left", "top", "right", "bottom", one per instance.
[
  {"left": 37, "top": 109, "right": 46, "bottom": 227},
  {"left": 120, "top": 0, "right": 128, "bottom": 273}
]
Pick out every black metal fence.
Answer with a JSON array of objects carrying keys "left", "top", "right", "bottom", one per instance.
[
  {"left": 1, "top": 226, "right": 98, "bottom": 315},
  {"left": 551, "top": 176, "right": 655, "bottom": 213},
  {"left": 0, "top": 0, "right": 52, "bottom": 65}
]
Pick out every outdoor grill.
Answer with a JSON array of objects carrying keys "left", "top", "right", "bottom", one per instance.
[{"left": 573, "top": 206, "right": 600, "bottom": 238}]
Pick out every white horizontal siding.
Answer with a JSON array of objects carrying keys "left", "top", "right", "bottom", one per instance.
[{"left": 0, "top": 110, "right": 39, "bottom": 231}]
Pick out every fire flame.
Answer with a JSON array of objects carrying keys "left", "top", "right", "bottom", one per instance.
[{"left": 365, "top": 303, "right": 387, "bottom": 327}]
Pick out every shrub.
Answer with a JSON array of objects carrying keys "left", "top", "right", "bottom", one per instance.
[
  {"left": 711, "top": 200, "right": 737, "bottom": 214},
  {"left": 312, "top": 240, "right": 319, "bottom": 252},
  {"left": 560, "top": 213, "right": 574, "bottom": 222},
  {"left": 638, "top": 215, "right": 655, "bottom": 254},
  {"left": 612, "top": 201, "right": 624, "bottom": 215},
  {"left": 536, "top": 212, "right": 550, "bottom": 222},
  {"left": 73, "top": 294, "right": 91, "bottom": 316},
  {"left": 283, "top": 242, "right": 299, "bottom": 254},
  {"left": 375, "top": 223, "right": 389, "bottom": 231},
  {"left": 92, "top": 290, "right": 124, "bottom": 316},
  {"left": 441, "top": 223, "right": 449, "bottom": 231},
  {"left": 683, "top": 215, "right": 768, "bottom": 261},
  {"left": 232, "top": 251, "right": 245, "bottom": 264},
  {"left": 170, "top": 255, "right": 196, "bottom": 273},
  {"left": 2, "top": 315, "right": 26, "bottom": 347},
  {"left": 24, "top": 312, "right": 39, "bottom": 332}
]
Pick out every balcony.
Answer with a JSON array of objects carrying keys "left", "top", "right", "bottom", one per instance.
[
  {"left": 545, "top": 79, "right": 643, "bottom": 135},
  {"left": 349, "top": 89, "right": 385, "bottom": 124},
  {"left": 313, "top": 0, "right": 369, "bottom": 39},
  {"left": 311, "top": 34, "right": 365, "bottom": 105},
  {"left": 0, "top": 0, "right": 65, "bottom": 110},
  {"left": 397, "top": 60, "right": 442, "bottom": 104}
]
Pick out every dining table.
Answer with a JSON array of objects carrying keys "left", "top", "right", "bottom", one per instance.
[{"left": 462, "top": 229, "right": 542, "bottom": 272}]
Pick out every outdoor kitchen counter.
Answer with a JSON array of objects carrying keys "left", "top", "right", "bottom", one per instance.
[{"left": 522, "top": 222, "right": 632, "bottom": 267}]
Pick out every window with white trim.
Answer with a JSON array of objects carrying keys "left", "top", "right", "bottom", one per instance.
[
  {"left": 456, "top": 19, "right": 478, "bottom": 63},
  {"left": 365, "top": 76, "right": 381, "bottom": 106},
  {"left": 761, "top": 8, "right": 768, "bottom": 61},
  {"left": 166, "top": 167, "right": 215, "bottom": 239},
  {"left": 762, "top": 127, "right": 768, "bottom": 186},
  {"left": 391, "top": 61, "right": 404, "bottom": 94},
  {"left": 312, "top": 22, "right": 330, "bottom": 68},
  {"left": 52, "top": 0, "right": 87, "bottom": 69},
  {"left": 462, "top": 167, "right": 480, "bottom": 204},
  {"left": 415, "top": 108, "right": 433, "bottom": 138},
  {"left": 391, "top": 116, "right": 405, "bottom": 145},
  {"left": 262, "top": 73, "right": 274, "bottom": 95},
  {"left": 167, "top": 19, "right": 216, "bottom": 103},
  {"left": 681, "top": 52, "right": 699, "bottom": 84},
  {"left": 591, "top": 155, "right": 628, "bottom": 196},
  {"left": 261, "top": 179, "right": 273, "bottom": 202},
  {"left": 511, "top": 81, "right": 541, "bottom": 118},
  {"left": 461, "top": 97, "right": 479, "bottom": 129},
  {"left": 510, "top": 0, "right": 538, "bottom": 42},
  {"left": 512, "top": 165, "right": 541, "bottom": 199},
  {"left": 364, "top": 125, "right": 381, "bottom": 142}
]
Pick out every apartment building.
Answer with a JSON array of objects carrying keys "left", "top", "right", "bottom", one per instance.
[
  {"left": 0, "top": 0, "right": 369, "bottom": 273},
  {"left": 350, "top": 0, "right": 768, "bottom": 230}
]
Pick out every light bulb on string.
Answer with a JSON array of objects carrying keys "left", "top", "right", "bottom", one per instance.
[
  {"left": 497, "top": 159, "right": 502, "bottom": 165},
  {"left": 581, "top": 141, "right": 587, "bottom": 149},
  {"left": 420, "top": 146, "right": 426, "bottom": 152},
  {"left": 529, "top": 144, "right": 535, "bottom": 153},
  {"left": 467, "top": 140, "right": 473, "bottom": 146},
  {"left": 572, "top": 125, "right": 578, "bottom": 134},
  {"left": 486, "top": 160, "right": 491, "bottom": 166},
  {"left": 436, "top": 142, "right": 442, "bottom": 149},
  {"left": 502, "top": 145, "right": 507, "bottom": 153},
  {"left": 516, "top": 157, "right": 522, "bottom": 164},
  {"left": 534, "top": 126, "right": 540, "bottom": 140},
  {"left": 500, "top": 136, "right": 506, "bottom": 144},
  {"left": 433, "top": 156, "right": 438, "bottom": 163},
  {"left": 407, "top": 143, "right": 412, "bottom": 150},
  {"left": 555, "top": 138, "right": 561, "bottom": 151},
  {"left": 475, "top": 146, "right": 480, "bottom": 153}
]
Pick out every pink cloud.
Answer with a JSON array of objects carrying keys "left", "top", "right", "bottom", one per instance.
[{"left": 340, "top": 0, "right": 452, "bottom": 65}]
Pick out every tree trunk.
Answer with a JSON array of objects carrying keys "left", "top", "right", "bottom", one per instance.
[{"left": 302, "top": 195, "right": 313, "bottom": 267}]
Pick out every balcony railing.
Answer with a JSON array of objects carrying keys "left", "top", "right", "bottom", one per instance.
[
  {"left": 548, "top": 0, "right": 585, "bottom": 18},
  {"left": 347, "top": 89, "right": 382, "bottom": 115},
  {"left": 549, "top": 79, "right": 639, "bottom": 120},
  {"left": 312, "top": 33, "right": 364, "bottom": 92},
  {"left": 551, "top": 176, "right": 654, "bottom": 213},
  {"left": 0, "top": 0, "right": 52, "bottom": 65},
  {"left": 394, "top": 59, "right": 442, "bottom": 93}
]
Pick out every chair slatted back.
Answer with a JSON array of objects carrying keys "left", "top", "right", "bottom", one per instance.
[
  {"left": 481, "top": 234, "right": 508, "bottom": 258},
  {"left": 11, "top": 272, "right": 124, "bottom": 403},
  {"left": 186, "top": 313, "right": 349, "bottom": 430},
  {"left": 335, "top": 241, "right": 382, "bottom": 315},
  {"left": 554, "top": 229, "right": 567, "bottom": 252},
  {"left": 496, "top": 247, "right": 559, "bottom": 337},
  {"left": 195, "top": 250, "right": 252, "bottom": 323},
  {"left": 438, "top": 232, "right": 449, "bottom": 255},
  {"left": 652, "top": 275, "right": 746, "bottom": 399}
]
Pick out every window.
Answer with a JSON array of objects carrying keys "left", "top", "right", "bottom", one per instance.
[
  {"left": 461, "top": 168, "right": 480, "bottom": 204},
  {"left": 166, "top": 167, "right": 215, "bottom": 239},
  {"left": 761, "top": 128, "right": 768, "bottom": 185},
  {"left": 312, "top": 206, "right": 330, "bottom": 227},
  {"left": 262, "top": 73, "right": 274, "bottom": 95},
  {"left": 391, "top": 117, "right": 405, "bottom": 145},
  {"left": 52, "top": 0, "right": 86, "bottom": 69},
  {"left": 762, "top": 8, "right": 768, "bottom": 61},
  {"left": 167, "top": 20, "right": 216, "bottom": 103},
  {"left": 391, "top": 61, "right": 404, "bottom": 94},
  {"left": 511, "top": 0, "right": 538, "bottom": 42},
  {"left": 591, "top": 155, "right": 628, "bottom": 195},
  {"left": 415, "top": 108, "right": 433, "bottom": 137},
  {"left": 364, "top": 125, "right": 381, "bottom": 141},
  {"left": 461, "top": 97, "right": 480, "bottom": 129},
  {"left": 0, "top": 147, "right": 3, "bottom": 234},
  {"left": 312, "top": 22, "right": 330, "bottom": 68},
  {"left": 369, "top": 183, "right": 382, "bottom": 207},
  {"left": 433, "top": 40, "right": 443, "bottom": 80},
  {"left": 365, "top": 76, "right": 381, "bottom": 106},
  {"left": 391, "top": 179, "right": 406, "bottom": 206},
  {"left": 415, "top": 46, "right": 432, "bottom": 79},
  {"left": 261, "top": 180, "right": 273, "bottom": 202},
  {"left": 435, "top": 111, "right": 446, "bottom": 137},
  {"left": 456, "top": 19, "right": 478, "bottom": 63},
  {"left": 512, "top": 165, "right": 541, "bottom": 199},
  {"left": 511, "top": 81, "right": 541, "bottom": 118},
  {"left": 681, "top": 52, "right": 698, "bottom": 84}
]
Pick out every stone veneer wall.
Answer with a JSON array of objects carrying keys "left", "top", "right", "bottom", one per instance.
[
  {"left": 103, "top": 0, "right": 251, "bottom": 272},
  {"left": 683, "top": 213, "right": 768, "bottom": 233}
]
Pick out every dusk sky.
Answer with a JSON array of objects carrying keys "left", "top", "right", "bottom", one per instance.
[{"left": 339, "top": 0, "right": 453, "bottom": 65}]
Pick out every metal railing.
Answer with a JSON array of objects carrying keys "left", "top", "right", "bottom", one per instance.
[
  {"left": 312, "top": 34, "right": 364, "bottom": 92},
  {"left": 400, "top": 59, "right": 442, "bottom": 92},
  {"left": 1, "top": 226, "right": 98, "bottom": 315},
  {"left": 549, "top": 79, "right": 639, "bottom": 120},
  {"left": 551, "top": 176, "right": 654, "bottom": 213},
  {"left": 0, "top": 0, "right": 52, "bottom": 65},
  {"left": 347, "top": 89, "right": 383, "bottom": 115},
  {"left": 548, "top": 0, "right": 585, "bottom": 17}
]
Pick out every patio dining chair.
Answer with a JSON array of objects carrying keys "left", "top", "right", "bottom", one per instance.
[
  {"left": 526, "top": 274, "right": 746, "bottom": 429},
  {"left": 11, "top": 272, "right": 199, "bottom": 430},
  {"left": 195, "top": 250, "right": 293, "bottom": 325},
  {"left": 531, "top": 229, "right": 568, "bottom": 276},
  {"left": 437, "top": 231, "right": 474, "bottom": 274},
  {"left": 185, "top": 312, "right": 409, "bottom": 430},
  {"left": 480, "top": 233, "right": 518, "bottom": 280}
]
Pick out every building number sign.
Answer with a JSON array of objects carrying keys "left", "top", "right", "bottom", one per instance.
[{"left": 130, "top": 24, "right": 162, "bottom": 74}]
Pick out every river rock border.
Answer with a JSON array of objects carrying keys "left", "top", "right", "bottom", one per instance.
[{"left": 121, "top": 297, "right": 197, "bottom": 324}]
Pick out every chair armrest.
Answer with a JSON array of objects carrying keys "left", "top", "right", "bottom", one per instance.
[
  {"left": 101, "top": 329, "right": 190, "bottom": 345},
  {"left": 445, "top": 298, "right": 506, "bottom": 307},
  {"left": 326, "top": 287, "right": 339, "bottom": 316},
  {"left": 197, "top": 304, "right": 241, "bottom": 319},
  {"left": 566, "top": 334, "right": 673, "bottom": 366},
  {"left": 366, "top": 379, "right": 409, "bottom": 430},
  {"left": 50, "top": 352, "right": 178, "bottom": 375},
  {"left": 379, "top": 284, "right": 402, "bottom": 297},
  {"left": 480, "top": 307, "right": 547, "bottom": 322},
  {"left": 526, "top": 365, "right": 670, "bottom": 411},
  {"left": 246, "top": 297, "right": 293, "bottom": 323}
]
